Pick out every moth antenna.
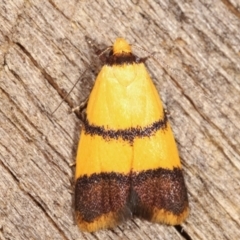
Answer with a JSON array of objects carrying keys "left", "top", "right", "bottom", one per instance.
[
  {"left": 51, "top": 67, "right": 89, "bottom": 116},
  {"left": 51, "top": 38, "right": 112, "bottom": 116},
  {"left": 132, "top": 43, "right": 162, "bottom": 66}
]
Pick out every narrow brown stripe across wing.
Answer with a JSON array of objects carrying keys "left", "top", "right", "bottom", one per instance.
[
  {"left": 83, "top": 110, "right": 168, "bottom": 143},
  {"left": 105, "top": 52, "right": 145, "bottom": 66}
]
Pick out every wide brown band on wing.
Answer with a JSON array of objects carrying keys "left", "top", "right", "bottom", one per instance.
[
  {"left": 131, "top": 167, "right": 189, "bottom": 224},
  {"left": 82, "top": 110, "right": 168, "bottom": 143},
  {"left": 75, "top": 167, "right": 188, "bottom": 231},
  {"left": 75, "top": 172, "right": 132, "bottom": 231}
]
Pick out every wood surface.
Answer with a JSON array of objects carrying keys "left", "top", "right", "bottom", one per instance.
[{"left": 1, "top": 1, "right": 240, "bottom": 239}]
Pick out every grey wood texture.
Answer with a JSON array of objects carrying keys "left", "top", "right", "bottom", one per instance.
[{"left": 0, "top": 1, "right": 240, "bottom": 239}]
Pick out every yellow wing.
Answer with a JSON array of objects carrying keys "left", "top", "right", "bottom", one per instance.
[{"left": 75, "top": 38, "right": 189, "bottom": 232}]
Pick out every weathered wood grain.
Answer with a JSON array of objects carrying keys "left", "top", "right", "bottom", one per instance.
[{"left": 0, "top": 1, "right": 240, "bottom": 239}]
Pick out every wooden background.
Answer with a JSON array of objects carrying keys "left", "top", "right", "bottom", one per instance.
[{"left": 1, "top": 1, "right": 240, "bottom": 239}]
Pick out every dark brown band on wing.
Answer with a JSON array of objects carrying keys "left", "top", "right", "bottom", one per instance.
[
  {"left": 105, "top": 52, "right": 145, "bottom": 66},
  {"left": 75, "top": 167, "right": 188, "bottom": 224},
  {"left": 83, "top": 110, "right": 168, "bottom": 142},
  {"left": 75, "top": 172, "right": 131, "bottom": 223},
  {"left": 131, "top": 167, "right": 189, "bottom": 219}
]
